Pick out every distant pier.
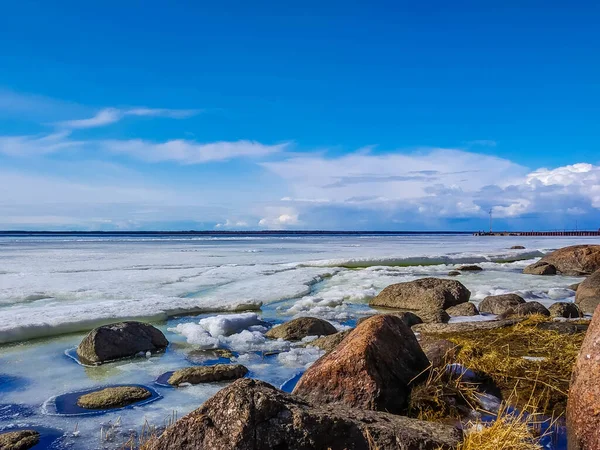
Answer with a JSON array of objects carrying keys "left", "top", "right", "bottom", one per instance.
[{"left": 474, "top": 231, "right": 600, "bottom": 237}]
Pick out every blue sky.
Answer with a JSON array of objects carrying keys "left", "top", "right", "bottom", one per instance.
[{"left": 0, "top": 1, "right": 599, "bottom": 230}]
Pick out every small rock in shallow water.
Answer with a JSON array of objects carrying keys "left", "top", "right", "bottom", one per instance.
[
  {"left": 523, "top": 261, "right": 557, "bottom": 275},
  {"left": 0, "top": 430, "right": 40, "bottom": 450},
  {"left": 510, "top": 245, "right": 526, "bottom": 249},
  {"left": 448, "top": 270, "right": 461, "bottom": 276},
  {"left": 76, "top": 386, "right": 152, "bottom": 409},
  {"left": 265, "top": 317, "right": 337, "bottom": 341},
  {"left": 458, "top": 265, "right": 483, "bottom": 271},
  {"left": 76, "top": 321, "right": 168, "bottom": 365},
  {"left": 167, "top": 364, "right": 248, "bottom": 386}
]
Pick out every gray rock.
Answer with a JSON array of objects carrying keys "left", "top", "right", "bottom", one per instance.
[
  {"left": 448, "top": 271, "right": 461, "bottom": 276},
  {"left": 458, "top": 265, "right": 483, "bottom": 271},
  {"left": 479, "top": 294, "right": 525, "bottom": 315},
  {"left": 417, "top": 308, "right": 451, "bottom": 324},
  {"left": 413, "top": 319, "right": 521, "bottom": 335},
  {"left": 575, "top": 269, "right": 600, "bottom": 314},
  {"left": 370, "top": 278, "right": 470, "bottom": 311},
  {"left": 0, "top": 430, "right": 40, "bottom": 450},
  {"left": 144, "top": 378, "right": 462, "bottom": 450},
  {"left": 511, "top": 245, "right": 526, "bottom": 249},
  {"left": 446, "top": 302, "right": 479, "bottom": 316},
  {"left": 265, "top": 317, "right": 337, "bottom": 341},
  {"left": 419, "top": 337, "right": 461, "bottom": 368},
  {"left": 77, "top": 321, "right": 169, "bottom": 365},
  {"left": 501, "top": 301, "right": 550, "bottom": 318},
  {"left": 569, "top": 283, "right": 581, "bottom": 292},
  {"left": 306, "top": 330, "right": 352, "bottom": 353},
  {"left": 168, "top": 364, "right": 248, "bottom": 386},
  {"left": 548, "top": 302, "right": 582, "bottom": 318}
]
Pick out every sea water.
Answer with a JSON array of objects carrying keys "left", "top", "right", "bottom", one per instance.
[{"left": 0, "top": 233, "right": 598, "bottom": 448}]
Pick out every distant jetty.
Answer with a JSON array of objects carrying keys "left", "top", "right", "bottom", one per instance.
[{"left": 474, "top": 230, "right": 600, "bottom": 237}]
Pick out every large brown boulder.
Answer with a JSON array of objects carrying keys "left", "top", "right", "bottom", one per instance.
[
  {"left": 567, "top": 306, "right": 600, "bottom": 449},
  {"left": 292, "top": 315, "right": 429, "bottom": 413},
  {"left": 265, "top": 317, "right": 337, "bottom": 341},
  {"left": 370, "top": 278, "right": 470, "bottom": 311},
  {"left": 168, "top": 364, "right": 248, "bottom": 386},
  {"left": 528, "top": 245, "right": 600, "bottom": 276},
  {"left": 77, "top": 321, "right": 168, "bottom": 365},
  {"left": 479, "top": 294, "right": 525, "bottom": 315},
  {"left": 0, "top": 430, "right": 40, "bottom": 450},
  {"left": 575, "top": 269, "right": 600, "bottom": 314},
  {"left": 144, "top": 378, "right": 462, "bottom": 450}
]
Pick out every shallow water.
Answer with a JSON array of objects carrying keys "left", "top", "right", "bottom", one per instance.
[{"left": 0, "top": 233, "right": 597, "bottom": 448}]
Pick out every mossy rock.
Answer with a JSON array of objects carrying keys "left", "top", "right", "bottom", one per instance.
[
  {"left": 77, "top": 386, "right": 152, "bottom": 409},
  {"left": 0, "top": 430, "right": 40, "bottom": 450},
  {"left": 168, "top": 364, "right": 248, "bottom": 386}
]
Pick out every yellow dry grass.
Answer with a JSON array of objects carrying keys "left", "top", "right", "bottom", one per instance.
[{"left": 438, "top": 315, "right": 585, "bottom": 415}]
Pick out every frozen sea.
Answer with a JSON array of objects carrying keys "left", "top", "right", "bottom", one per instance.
[{"left": 0, "top": 233, "right": 598, "bottom": 448}]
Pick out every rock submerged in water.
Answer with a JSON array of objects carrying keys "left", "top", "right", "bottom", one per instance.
[
  {"left": 511, "top": 245, "right": 526, "bottom": 249},
  {"left": 448, "top": 270, "right": 461, "bottom": 276},
  {"left": 567, "top": 305, "right": 600, "bottom": 450},
  {"left": 168, "top": 364, "right": 248, "bottom": 386},
  {"left": 458, "top": 265, "right": 483, "bottom": 271},
  {"left": 0, "top": 430, "right": 40, "bottom": 450},
  {"left": 446, "top": 302, "right": 479, "bottom": 316},
  {"left": 575, "top": 269, "right": 600, "bottom": 314},
  {"left": 265, "top": 317, "right": 337, "bottom": 341},
  {"left": 76, "top": 386, "right": 152, "bottom": 409},
  {"left": 370, "top": 277, "right": 470, "bottom": 311},
  {"left": 143, "top": 378, "right": 462, "bottom": 450},
  {"left": 549, "top": 302, "right": 582, "bottom": 318},
  {"left": 523, "top": 261, "right": 557, "bottom": 275},
  {"left": 525, "top": 245, "right": 600, "bottom": 276},
  {"left": 479, "top": 293, "right": 525, "bottom": 315},
  {"left": 293, "top": 315, "right": 430, "bottom": 413},
  {"left": 76, "top": 321, "right": 168, "bottom": 365}
]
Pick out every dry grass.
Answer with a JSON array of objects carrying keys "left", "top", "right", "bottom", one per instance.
[
  {"left": 456, "top": 401, "right": 545, "bottom": 450},
  {"left": 437, "top": 315, "right": 585, "bottom": 415}
]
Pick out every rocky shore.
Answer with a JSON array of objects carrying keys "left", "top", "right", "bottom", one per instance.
[{"left": 3, "top": 243, "right": 600, "bottom": 449}]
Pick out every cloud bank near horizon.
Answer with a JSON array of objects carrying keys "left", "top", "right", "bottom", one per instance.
[{"left": 0, "top": 90, "right": 598, "bottom": 231}]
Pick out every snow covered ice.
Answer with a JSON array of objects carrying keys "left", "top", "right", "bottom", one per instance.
[{"left": 0, "top": 233, "right": 598, "bottom": 449}]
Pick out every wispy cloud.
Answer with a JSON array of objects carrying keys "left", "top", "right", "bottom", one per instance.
[
  {"left": 103, "top": 138, "right": 288, "bottom": 164},
  {"left": 0, "top": 131, "right": 83, "bottom": 157},
  {"left": 55, "top": 107, "right": 200, "bottom": 129}
]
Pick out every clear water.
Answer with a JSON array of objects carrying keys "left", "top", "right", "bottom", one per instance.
[{"left": 0, "top": 233, "right": 597, "bottom": 448}]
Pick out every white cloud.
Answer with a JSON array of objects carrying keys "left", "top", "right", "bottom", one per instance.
[
  {"left": 215, "top": 219, "right": 249, "bottom": 229},
  {"left": 55, "top": 107, "right": 200, "bottom": 129},
  {"left": 258, "top": 208, "right": 300, "bottom": 229},
  {"left": 104, "top": 138, "right": 288, "bottom": 164},
  {"left": 0, "top": 131, "right": 83, "bottom": 157}
]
